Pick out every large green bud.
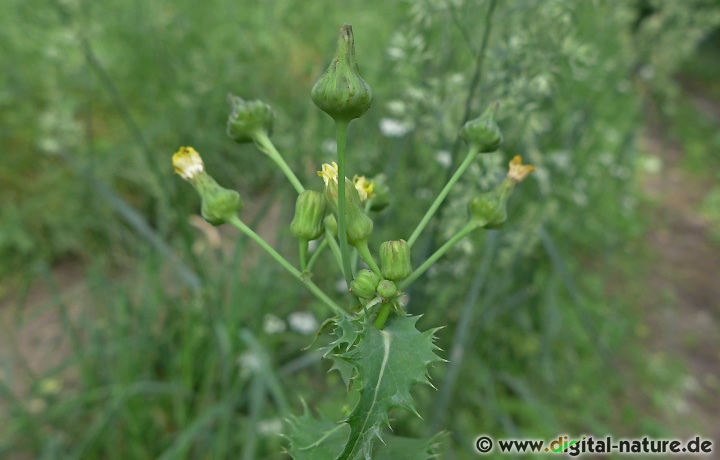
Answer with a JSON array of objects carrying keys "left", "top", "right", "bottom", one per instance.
[
  {"left": 460, "top": 104, "right": 502, "bottom": 153},
  {"left": 290, "top": 190, "right": 326, "bottom": 242},
  {"left": 350, "top": 269, "right": 381, "bottom": 298},
  {"left": 311, "top": 24, "right": 373, "bottom": 122},
  {"left": 468, "top": 181, "right": 512, "bottom": 229},
  {"left": 379, "top": 239, "right": 412, "bottom": 281},
  {"left": 226, "top": 94, "right": 274, "bottom": 143},
  {"left": 173, "top": 147, "right": 243, "bottom": 226}
]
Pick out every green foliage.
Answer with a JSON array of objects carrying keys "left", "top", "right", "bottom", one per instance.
[{"left": 3, "top": 0, "right": 720, "bottom": 459}]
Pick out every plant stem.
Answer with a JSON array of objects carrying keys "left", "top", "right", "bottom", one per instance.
[
  {"left": 306, "top": 238, "right": 329, "bottom": 272},
  {"left": 335, "top": 120, "right": 353, "bottom": 287},
  {"left": 229, "top": 216, "right": 348, "bottom": 318},
  {"left": 324, "top": 228, "right": 345, "bottom": 273},
  {"left": 407, "top": 149, "right": 477, "bottom": 248},
  {"left": 299, "top": 240, "right": 308, "bottom": 272},
  {"left": 353, "top": 241, "right": 381, "bottom": 277},
  {"left": 401, "top": 221, "right": 480, "bottom": 290},
  {"left": 254, "top": 131, "right": 305, "bottom": 195},
  {"left": 373, "top": 303, "right": 391, "bottom": 330}
]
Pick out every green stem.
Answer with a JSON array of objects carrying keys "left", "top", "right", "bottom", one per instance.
[
  {"left": 229, "top": 216, "right": 348, "bottom": 318},
  {"left": 324, "top": 228, "right": 345, "bottom": 275},
  {"left": 306, "top": 238, "right": 329, "bottom": 272},
  {"left": 401, "top": 221, "right": 480, "bottom": 290},
  {"left": 254, "top": 131, "right": 305, "bottom": 195},
  {"left": 299, "top": 240, "right": 308, "bottom": 272},
  {"left": 353, "top": 240, "right": 382, "bottom": 277},
  {"left": 407, "top": 148, "right": 477, "bottom": 248},
  {"left": 335, "top": 120, "right": 353, "bottom": 287},
  {"left": 373, "top": 303, "right": 391, "bottom": 330}
]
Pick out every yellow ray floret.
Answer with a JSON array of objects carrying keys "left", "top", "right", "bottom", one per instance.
[
  {"left": 507, "top": 155, "right": 535, "bottom": 183},
  {"left": 317, "top": 162, "right": 339, "bottom": 187},
  {"left": 173, "top": 146, "right": 205, "bottom": 180},
  {"left": 353, "top": 175, "right": 375, "bottom": 202}
]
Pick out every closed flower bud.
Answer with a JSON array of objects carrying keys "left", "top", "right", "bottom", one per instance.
[
  {"left": 226, "top": 94, "right": 274, "bottom": 143},
  {"left": 460, "top": 104, "right": 502, "bottom": 153},
  {"left": 376, "top": 279, "right": 398, "bottom": 299},
  {"left": 468, "top": 182, "right": 510, "bottom": 229},
  {"left": 173, "top": 147, "right": 243, "bottom": 226},
  {"left": 380, "top": 239, "right": 412, "bottom": 281},
  {"left": 368, "top": 174, "right": 390, "bottom": 211},
  {"left": 311, "top": 24, "right": 373, "bottom": 122},
  {"left": 290, "top": 190, "right": 327, "bottom": 242},
  {"left": 320, "top": 163, "right": 374, "bottom": 246},
  {"left": 350, "top": 269, "right": 381, "bottom": 298}
]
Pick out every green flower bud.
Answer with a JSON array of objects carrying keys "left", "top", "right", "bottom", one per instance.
[
  {"left": 321, "top": 163, "right": 373, "bottom": 246},
  {"left": 380, "top": 239, "right": 412, "bottom": 281},
  {"left": 290, "top": 191, "right": 326, "bottom": 242},
  {"left": 460, "top": 104, "right": 502, "bottom": 153},
  {"left": 173, "top": 147, "right": 243, "bottom": 226},
  {"left": 324, "top": 214, "right": 338, "bottom": 237},
  {"left": 311, "top": 24, "right": 373, "bottom": 122},
  {"left": 376, "top": 279, "right": 398, "bottom": 299},
  {"left": 468, "top": 181, "right": 512, "bottom": 229},
  {"left": 368, "top": 174, "right": 390, "bottom": 211},
  {"left": 226, "top": 94, "right": 274, "bottom": 143},
  {"left": 350, "top": 269, "right": 381, "bottom": 298}
]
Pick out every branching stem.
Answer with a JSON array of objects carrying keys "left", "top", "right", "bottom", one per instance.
[
  {"left": 407, "top": 149, "right": 477, "bottom": 247},
  {"left": 229, "top": 216, "right": 348, "bottom": 318},
  {"left": 401, "top": 221, "right": 481, "bottom": 289},
  {"left": 254, "top": 131, "right": 305, "bottom": 195}
]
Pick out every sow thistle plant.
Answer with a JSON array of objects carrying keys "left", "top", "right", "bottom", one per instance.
[{"left": 172, "top": 24, "right": 533, "bottom": 459}]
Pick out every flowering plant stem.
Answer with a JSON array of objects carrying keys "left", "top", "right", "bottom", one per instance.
[
  {"left": 298, "top": 241, "right": 308, "bottom": 272},
  {"left": 306, "top": 238, "right": 329, "bottom": 272},
  {"left": 324, "top": 228, "right": 345, "bottom": 274},
  {"left": 335, "top": 120, "right": 353, "bottom": 287},
  {"left": 228, "top": 215, "right": 348, "bottom": 318},
  {"left": 401, "top": 221, "right": 481, "bottom": 289},
  {"left": 253, "top": 130, "right": 305, "bottom": 195},
  {"left": 407, "top": 148, "right": 477, "bottom": 247}
]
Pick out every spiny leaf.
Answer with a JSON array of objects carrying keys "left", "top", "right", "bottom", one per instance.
[
  {"left": 335, "top": 315, "right": 443, "bottom": 460},
  {"left": 285, "top": 405, "right": 349, "bottom": 460},
  {"left": 323, "top": 315, "right": 363, "bottom": 389}
]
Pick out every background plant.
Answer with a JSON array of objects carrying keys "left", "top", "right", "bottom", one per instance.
[{"left": 2, "top": 0, "right": 720, "bottom": 459}]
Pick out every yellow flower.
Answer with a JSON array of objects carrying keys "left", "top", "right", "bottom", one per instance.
[
  {"left": 507, "top": 155, "right": 535, "bottom": 183},
  {"left": 317, "top": 162, "right": 339, "bottom": 187},
  {"left": 353, "top": 175, "right": 375, "bottom": 202},
  {"left": 173, "top": 146, "right": 205, "bottom": 180}
]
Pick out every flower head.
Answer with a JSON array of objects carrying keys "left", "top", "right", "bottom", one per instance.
[
  {"left": 173, "top": 146, "right": 205, "bottom": 180},
  {"left": 317, "top": 162, "right": 339, "bottom": 187},
  {"left": 353, "top": 175, "right": 374, "bottom": 202},
  {"left": 507, "top": 155, "right": 536, "bottom": 183}
]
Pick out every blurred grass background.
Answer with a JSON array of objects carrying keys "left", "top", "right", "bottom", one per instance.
[{"left": 2, "top": 0, "right": 720, "bottom": 458}]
